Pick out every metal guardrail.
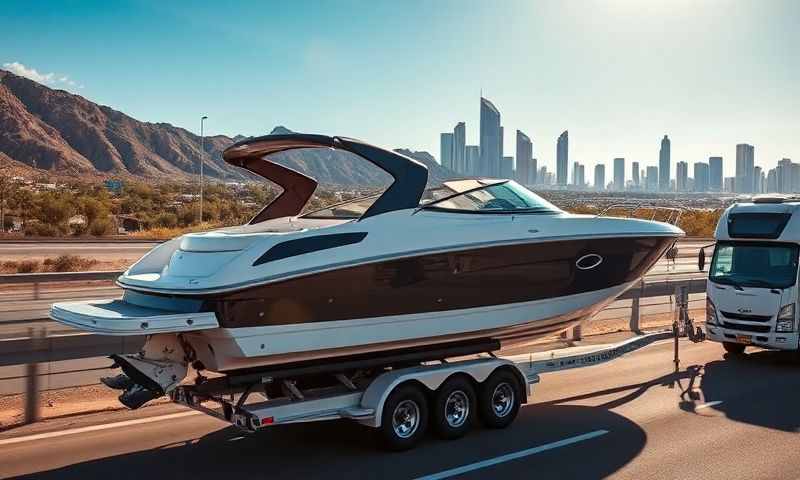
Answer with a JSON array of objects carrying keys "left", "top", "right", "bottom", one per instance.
[{"left": 0, "top": 270, "right": 122, "bottom": 285}]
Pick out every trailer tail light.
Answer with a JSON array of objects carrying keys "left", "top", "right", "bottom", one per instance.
[{"left": 261, "top": 416, "right": 275, "bottom": 426}]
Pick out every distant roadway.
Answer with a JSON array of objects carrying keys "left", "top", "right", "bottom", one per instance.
[{"left": 3, "top": 339, "right": 800, "bottom": 479}]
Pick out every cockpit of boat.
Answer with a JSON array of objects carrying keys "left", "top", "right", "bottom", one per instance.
[
  {"left": 302, "top": 179, "right": 561, "bottom": 220},
  {"left": 221, "top": 134, "right": 562, "bottom": 234}
]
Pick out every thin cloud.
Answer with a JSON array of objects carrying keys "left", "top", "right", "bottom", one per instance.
[{"left": 2, "top": 61, "right": 83, "bottom": 89}]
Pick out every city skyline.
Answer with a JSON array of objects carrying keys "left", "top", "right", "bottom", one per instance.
[{"left": 2, "top": 1, "right": 799, "bottom": 179}]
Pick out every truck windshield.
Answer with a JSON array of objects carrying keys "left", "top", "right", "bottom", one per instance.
[{"left": 710, "top": 241, "right": 799, "bottom": 289}]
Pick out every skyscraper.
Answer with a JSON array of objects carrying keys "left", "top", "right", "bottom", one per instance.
[
  {"left": 632, "top": 161, "right": 640, "bottom": 189},
  {"left": 531, "top": 157, "right": 538, "bottom": 185},
  {"left": 594, "top": 164, "right": 605, "bottom": 191},
  {"left": 659, "top": 135, "right": 671, "bottom": 191},
  {"left": 709, "top": 156, "right": 723, "bottom": 192},
  {"left": 613, "top": 157, "right": 625, "bottom": 191},
  {"left": 479, "top": 97, "right": 501, "bottom": 177},
  {"left": 777, "top": 158, "right": 793, "bottom": 193},
  {"left": 735, "top": 144, "right": 755, "bottom": 193},
  {"left": 646, "top": 166, "right": 659, "bottom": 192},
  {"left": 676, "top": 161, "right": 688, "bottom": 192},
  {"left": 453, "top": 122, "right": 466, "bottom": 174},
  {"left": 515, "top": 130, "right": 533, "bottom": 185},
  {"left": 501, "top": 156, "right": 514, "bottom": 179},
  {"left": 572, "top": 161, "right": 581, "bottom": 186},
  {"left": 754, "top": 166, "right": 764, "bottom": 193},
  {"left": 556, "top": 130, "right": 568, "bottom": 186},
  {"left": 694, "top": 162, "right": 709, "bottom": 192},
  {"left": 440, "top": 133, "right": 454, "bottom": 170},
  {"left": 577, "top": 164, "right": 585, "bottom": 188},
  {"left": 465, "top": 145, "right": 480, "bottom": 176}
]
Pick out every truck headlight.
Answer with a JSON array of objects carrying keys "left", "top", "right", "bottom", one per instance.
[
  {"left": 707, "top": 297, "right": 719, "bottom": 325},
  {"left": 776, "top": 303, "right": 795, "bottom": 332}
]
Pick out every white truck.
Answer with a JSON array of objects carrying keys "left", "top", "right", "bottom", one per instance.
[{"left": 701, "top": 196, "right": 800, "bottom": 354}]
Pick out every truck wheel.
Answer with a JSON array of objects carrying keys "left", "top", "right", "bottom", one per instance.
[
  {"left": 723, "top": 342, "right": 746, "bottom": 355},
  {"left": 478, "top": 370, "right": 522, "bottom": 429},
  {"left": 431, "top": 376, "right": 476, "bottom": 440},
  {"left": 379, "top": 383, "right": 428, "bottom": 451}
]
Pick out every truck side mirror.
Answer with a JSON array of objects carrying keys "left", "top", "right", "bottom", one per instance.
[{"left": 698, "top": 248, "right": 705, "bottom": 271}]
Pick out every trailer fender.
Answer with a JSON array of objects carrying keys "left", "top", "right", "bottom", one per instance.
[{"left": 360, "top": 358, "right": 529, "bottom": 428}]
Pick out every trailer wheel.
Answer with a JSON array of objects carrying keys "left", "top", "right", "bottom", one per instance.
[
  {"left": 478, "top": 370, "right": 521, "bottom": 429},
  {"left": 379, "top": 383, "right": 428, "bottom": 451},
  {"left": 431, "top": 376, "right": 476, "bottom": 439},
  {"left": 723, "top": 342, "right": 746, "bottom": 355}
]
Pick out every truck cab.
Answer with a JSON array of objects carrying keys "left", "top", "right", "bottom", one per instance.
[{"left": 704, "top": 197, "right": 800, "bottom": 354}]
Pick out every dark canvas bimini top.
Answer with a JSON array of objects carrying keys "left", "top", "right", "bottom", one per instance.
[{"left": 223, "top": 134, "right": 429, "bottom": 220}]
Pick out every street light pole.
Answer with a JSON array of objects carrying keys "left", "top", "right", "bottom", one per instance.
[{"left": 199, "top": 115, "right": 207, "bottom": 224}]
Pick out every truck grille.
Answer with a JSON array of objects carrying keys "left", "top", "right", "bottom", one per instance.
[
  {"left": 721, "top": 321, "right": 771, "bottom": 333},
  {"left": 720, "top": 311, "right": 772, "bottom": 322}
]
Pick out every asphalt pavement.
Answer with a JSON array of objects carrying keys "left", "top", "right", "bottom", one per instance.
[{"left": 2, "top": 339, "right": 800, "bottom": 479}]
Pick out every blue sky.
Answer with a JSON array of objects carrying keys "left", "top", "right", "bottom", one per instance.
[{"left": 2, "top": 0, "right": 799, "bottom": 178}]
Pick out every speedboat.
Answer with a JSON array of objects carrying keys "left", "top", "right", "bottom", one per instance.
[{"left": 50, "top": 133, "right": 683, "bottom": 408}]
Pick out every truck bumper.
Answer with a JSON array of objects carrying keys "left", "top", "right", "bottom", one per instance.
[{"left": 706, "top": 324, "right": 799, "bottom": 350}]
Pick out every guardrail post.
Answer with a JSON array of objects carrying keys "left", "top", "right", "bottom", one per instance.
[
  {"left": 24, "top": 327, "right": 43, "bottom": 424},
  {"left": 560, "top": 325, "right": 582, "bottom": 342},
  {"left": 630, "top": 280, "right": 643, "bottom": 333},
  {"left": 33, "top": 281, "right": 40, "bottom": 300}
]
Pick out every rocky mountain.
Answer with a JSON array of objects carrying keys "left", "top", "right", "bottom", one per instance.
[{"left": 0, "top": 70, "right": 456, "bottom": 187}]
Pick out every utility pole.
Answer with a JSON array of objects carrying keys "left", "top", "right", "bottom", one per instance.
[{"left": 199, "top": 115, "right": 207, "bottom": 224}]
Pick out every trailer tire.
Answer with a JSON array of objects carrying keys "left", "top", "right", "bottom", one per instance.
[
  {"left": 431, "top": 376, "right": 476, "bottom": 440},
  {"left": 478, "top": 370, "right": 522, "bottom": 429},
  {"left": 379, "top": 383, "right": 428, "bottom": 451},
  {"left": 723, "top": 342, "right": 746, "bottom": 355}
]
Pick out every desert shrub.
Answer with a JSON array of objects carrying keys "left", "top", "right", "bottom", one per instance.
[
  {"left": 44, "top": 255, "right": 98, "bottom": 272},
  {"left": 154, "top": 212, "right": 178, "bottom": 229},
  {"left": 88, "top": 218, "right": 114, "bottom": 236},
  {"left": 16, "top": 260, "right": 40, "bottom": 273},
  {"left": 24, "top": 222, "right": 62, "bottom": 237}
]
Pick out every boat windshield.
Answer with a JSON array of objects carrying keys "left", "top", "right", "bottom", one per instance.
[
  {"left": 710, "top": 241, "right": 799, "bottom": 289},
  {"left": 420, "top": 180, "right": 561, "bottom": 214},
  {"left": 301, "top": 193, "right": 382, "bottom": 219}
]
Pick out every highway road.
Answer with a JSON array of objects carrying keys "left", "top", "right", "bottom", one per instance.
[
  {"left": 2, "top": 339, "right": 800, "bottom": 479},
  {"left": 0, "top": 242, "right": 157, "bottom": 262}
]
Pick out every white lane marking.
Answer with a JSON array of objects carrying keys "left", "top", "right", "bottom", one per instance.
[
  {"left": 0, "top": 411, "right": 201, "bottom": 446},
  {"left": 695, "top": 400, "right": 723, "bottom": 410},
  {"left": 415, "top": 430, "right": 609, "bottom": 480}
]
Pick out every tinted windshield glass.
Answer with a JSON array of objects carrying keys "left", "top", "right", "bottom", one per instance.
[
  {"left": 301, "top": 194, "right": 380, "bottom": 219},
  {"left": 422, "top": 181, "right": 561, "bottom": 214},
  {"left": 710, "top": 242, "right": 799, "bottom": 289}
]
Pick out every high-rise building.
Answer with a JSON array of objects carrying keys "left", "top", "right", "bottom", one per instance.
[
  {"left": 479, "top": 97, "right": 501, "bottom": 177},
  {"left": 453, "top": 122, "right": 466, "bottom": 174},
  {"left": 440, "top": 133, "right": 454, "bottom": 170},
  {"left": 499, "top": 126, "right": 504, "bottom": 161},
  {"left": 767, "top": 168, "right": 778, "bottom": 193},
  {"left": 577, "top": 164, "right": 585, "bottom": 189},
  {"left": 694, "top": 162, "right": 709, "bottom": 192},
  {"left": 632, "top": 161, "right": 640, "bottom": 189},
  {"left": 709, "top": 157, "right": 723, "bottom": 192},
  {"left": 646, "top": 166, "right": 659, "bottom": 192},
  {"left": 676, "top": 161, "right": 689, "bottom": 192},
  {"left": 556, "top": 130, "right": 569, "bottom": 186},
  {"left": 594, "top": 164, "right": 605, "bottom": 191},
  {"left": 777, "top": 158, "right": 793, "bottom": 193},
  {"left": 515, "top": 130, "right": 533, "bottom": 185},
  {"left": 659, "top": 135, "right": 671, "bottom": 191},
  {"left": 791, "top": 163, "right": 800, "bottom": 193},
  {"left": 531, "top": 157, "right": 538, "bottom": 185},
  {"left": 501, "top": 156, "right": 514, "bottom": 179},
  {"left": 613, "top": 157, "right": 625, "bottom": 191},
  {"left": 572, "top": 161, "right": 580, "bottom": 186},
  {"left": 735, "top": 144, "right": 755, "bottom": 193},
  {"left": 465, "top": 145, "right": 480, "bottom": 176},
  {"left": 724, "top": 177, "right": 735, "bottom": 192},
  {"left": 754, "top": 166, "right": 764, "bottom": 193}
]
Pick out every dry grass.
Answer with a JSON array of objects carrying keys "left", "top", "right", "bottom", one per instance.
[
  {"left": 128, "top": 222, "right": 222, "bottom": 240},
  {"left": 0, "top": 255, "right": 98, "bottom": 274}
]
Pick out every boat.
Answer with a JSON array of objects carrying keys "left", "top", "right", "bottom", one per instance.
[{"left": 50, "top": 133, "right": 683, "bottom": 408}]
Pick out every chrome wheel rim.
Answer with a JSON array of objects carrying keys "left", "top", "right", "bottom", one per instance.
[
  {"left": 392, "top": 399, "right": 420, "bottom": 439},
  {"left": 492, "top": 382, "right": 515, "bottom": 418},
  {"left": 445, "top": 390, "right": 469, "bottom": 428}
]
